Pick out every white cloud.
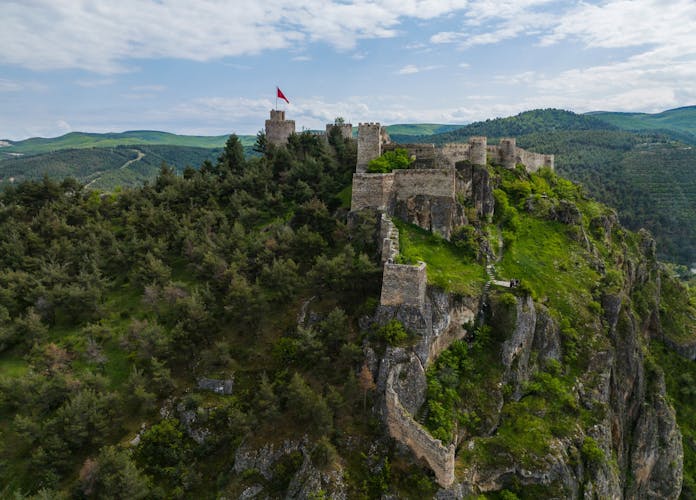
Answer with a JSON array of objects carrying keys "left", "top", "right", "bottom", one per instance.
[
  {"left": 396, "top": 64, "right": 441, "bottom": 75},
  {"left": 291, "top": 55, "right": 312, "bottom": 62},
  {"left": 75, "top": 79, "right": 115, "bottom": 88},
  {"left": 0, "top": 78, "right": 45, "bottom": 92},
  {"left": 56, "top": 120, "right": 72, "bottom": 133},
  {"left": 0, "top": 0, "right": 470, "bottom": 74},
  {"left": 131, "top": 85, "right": 166, "bottom": 92}
]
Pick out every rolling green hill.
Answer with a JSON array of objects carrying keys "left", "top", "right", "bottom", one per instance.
[
  {"left": 589, "top": 106, "right": 696, "bottom": 140},
  {"left": 0, "top": 132, "right": 693, "bottom": 498},
  {"left": 0, "top": 130, "right": 255, "bottom": 156}
]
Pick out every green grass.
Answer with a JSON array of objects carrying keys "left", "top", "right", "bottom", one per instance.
[
  {"left": 336, "top": 185, "right": 352, "bottom": 209},
  {"left": 0, "top": 354, "right": 29, "bottom": 378},
  {"left": 393, "top": 219, "right": 485, "bottom": 296},
  {"left": 497, "top": 214, "right": 600, "bottom": 318}
]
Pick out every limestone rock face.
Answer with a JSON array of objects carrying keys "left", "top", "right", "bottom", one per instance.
[{"left": 455, "top": 293, "right": 683, "bottom": 499}]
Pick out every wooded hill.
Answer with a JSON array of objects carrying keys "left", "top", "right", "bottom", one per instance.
[{"left": 0, "top": 128, "right": 695, "bottom": 498}]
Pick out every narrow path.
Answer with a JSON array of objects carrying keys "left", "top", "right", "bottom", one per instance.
[
  {"left": 84, "top": 148, "right": 145, "bottom": 189},
  {"left": 120, "top": 149, "right": 145, "bottom": 169}
]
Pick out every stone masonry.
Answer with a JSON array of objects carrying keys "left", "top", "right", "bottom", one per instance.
[
  {"left": 357, "top": 123, "right": 383, "bottom": 172},
  {"left": 265, "top": 110, "right": 295, "bottom": 146},
  {"left": 380, "top": 261, "right": 427, "bottom": 309}
]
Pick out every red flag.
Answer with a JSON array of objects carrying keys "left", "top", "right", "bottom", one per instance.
[{"left": 277, "top": 87, "right": 290, "bottom": 104}]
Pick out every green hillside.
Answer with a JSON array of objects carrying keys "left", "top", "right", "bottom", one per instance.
[
  {"left": 0, "top": 130, "right": 255, "bottom": 155},
  {"left": 589, "top": 106, "right": 696, "bottom": 139},
  {"left": 0, "top": 145, "right": 223, "bottom": 191},
  {"left": 415, "top": 110, "right": 696, "bottom": 264},
  {"left": 0, "top": 131, "right": 693, "bottom": 498}
]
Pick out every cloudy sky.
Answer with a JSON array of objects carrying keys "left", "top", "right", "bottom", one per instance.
[{"left": 1, "top": 0, "right": 695, "bottom": 140}]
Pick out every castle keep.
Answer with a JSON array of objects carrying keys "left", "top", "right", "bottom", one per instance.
[{"left": 264, "top": 110, "right": 295, "bottom": 146}]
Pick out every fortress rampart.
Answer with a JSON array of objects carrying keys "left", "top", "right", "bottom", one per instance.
[
  {"left": 351, "top": 173, "right": 395, "bottom": 211},
  {"left": 393, "top": 169, "right": 456, "bottom": 200},
  {"left": 380, "top": 261, "right": 427, "bottom": 308},
  {"left": 385, "top": 369, "right": 455, "bottom": 487}
]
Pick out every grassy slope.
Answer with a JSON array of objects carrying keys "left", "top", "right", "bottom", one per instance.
[
  {"left": 0, "top": 130, "right": 255, "bottom": 155},
  {"left": 589, "top": 106, "right": 696, "bottom": 138}
]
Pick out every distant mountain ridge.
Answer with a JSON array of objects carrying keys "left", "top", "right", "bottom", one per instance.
[
  {"left": 587, "top": 105, "right": 696, "bottom": 139},
  {"left": 0, "top": 130, "right": 252, "bottom": 156}
]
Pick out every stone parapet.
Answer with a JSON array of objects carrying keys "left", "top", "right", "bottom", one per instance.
[
  {"left": 385, "top": 369, "right": 455, "bottom": 487},
  {"left": 350, "top": 172, "right": 395, "bottom": 211},
  {"left": 380, "top": 262, "right": 427, "bottom": 308}
]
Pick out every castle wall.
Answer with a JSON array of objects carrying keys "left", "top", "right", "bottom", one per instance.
[
  {"left": 385, "top": 370, "right": 455, "bottom": 487},
  {"left": 393, "top": 169, "right": 456, "bottom": 200},
  {"left": 326, "top": 123, "right": 353, "bottom": 140},
  {"left": 357, "top": 123, "right": 382, "bottom": 173},
  {"left": 439, "top": 143, "right": 470, "bottom": 169},
  {"left": 517, "top": 148, "right": 554, "bottom": 172},
  {"left": 379, "top": 214, "right": 400, "bottom": 264},
  {"left": 265, "top": 110, "right": 295, "bottom": 146},
  {"left": 350, "top": 173, "right": 394, "bottom": 211},
  {"left": 383, "top": 143, "right": 437, "bottom": 169},
  {"left": 380, "top": 262, "right": 427, "bottom": 308}
]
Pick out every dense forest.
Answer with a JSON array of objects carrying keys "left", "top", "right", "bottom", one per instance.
[{"left": 1, "top": 128, "right": 695, "bottom": 498}]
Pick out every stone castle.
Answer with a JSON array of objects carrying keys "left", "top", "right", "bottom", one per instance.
[{"left": 265, "top": 110, "right": 554, "bottom": 487}]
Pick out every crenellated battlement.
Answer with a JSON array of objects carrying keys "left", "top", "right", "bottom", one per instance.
[{"left": 265, "top": 109, "right": 295, "bottom": 146}]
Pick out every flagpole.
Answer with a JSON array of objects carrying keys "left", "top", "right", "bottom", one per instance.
[{"left": 275, "top": 86, "right": 278, "bottom": 111}]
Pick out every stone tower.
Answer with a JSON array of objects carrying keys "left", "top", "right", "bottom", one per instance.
[
  {"left": 265, "top": 110, "right": 295, "bottom": 146},
  {"left": 326, "top": 122, "right": 353, "bottom": 140},
  {"left": 468, "top": 136, "right": 487, "bottom": 166},
  {"left": 357, "top": 123, "right": 383, "bottom": 173},
  {"left": 499, "top": 138, "right": 517, "bottom": 169},
  {"left": 543, "top": 154, "right": 555, "bottom": 169}
]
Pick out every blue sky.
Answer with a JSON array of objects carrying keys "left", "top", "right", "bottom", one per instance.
[{"left": 1, "top": 0, "right": 696, "bottom": 140}]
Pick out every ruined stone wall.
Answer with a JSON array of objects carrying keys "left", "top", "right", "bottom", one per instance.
[
  {"left": 383, "top": 143, "right": 438, "bottom": 169},
  {"left": 385, "top": 370, "right": 455, "bottom": 487},
  {"left": 393, "top": 169, "right": 455, "bottom": 200},
  {"left": 325, "top": 123, "right": 353, "bottom": 140},
  {"left": 350, "top": 173, "right": 394, "bottom": 211},
  {"left": 265, "top": 110, "right": 295, "bottom": 146},
  {"left": 380, "top": 262, "right": 427, "bottom": 308},
  {"left": 357, "top": 123, "right": 382, "bottom": 172},
  {"left": 439, "top": 143, "right": 471, "bottom": 169},
  {"left": 517, "top": 148, "right": 555, "bottom": 172},
  {"left": 379, "top": 214, "right": 400, "bottom": 264}
]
